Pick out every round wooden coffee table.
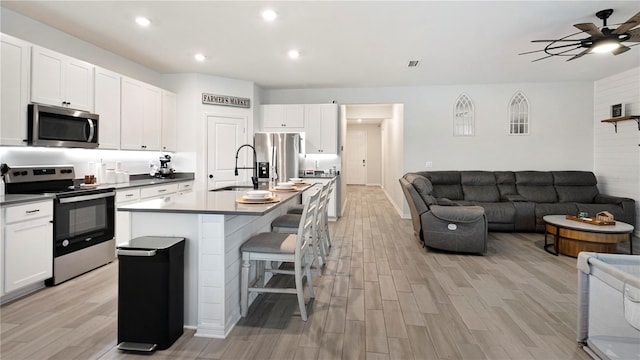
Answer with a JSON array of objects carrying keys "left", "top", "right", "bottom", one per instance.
[{"left": 543, "top": 215, "right": 634, "bottom": 257}]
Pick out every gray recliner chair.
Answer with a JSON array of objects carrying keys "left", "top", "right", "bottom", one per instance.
[{"left": 400, "top": 173, "right": 488, "bottom": 254}]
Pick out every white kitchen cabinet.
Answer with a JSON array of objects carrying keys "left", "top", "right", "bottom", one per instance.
[
  {"left": 1, "top": 34, "right": 30, "bottom": 146},
  {"left": 3, "top": 200, "right": 53, "bottom": 294},
  {"left": 261, "top": 104, "right": 305, "bottom": 131},
  {"left": 140, "top": 183, "right": 179, "bottom": 199},
  {"left": 178, "top": 181, "right": 194, "bottom": 195},
  {"left": 115, "top": 188, "right": 140, "bottom": 246},
  {"left": 161, "top": 91, "right": 177, "bottom": 152},
  {"left": 120, "top": 77, "right": 162, "bottom": 151},
  {"left": 31, "top": 46, "right": 94, "bottom": 111},
  {"left": 304, "top": 104, "right": 338, "bottom": 154},
  {"left": 302, "top": 178, "right": 337, "bottom": 220},
  {"left": 94, "top": 67, "right": 121, "bottom": 149}
]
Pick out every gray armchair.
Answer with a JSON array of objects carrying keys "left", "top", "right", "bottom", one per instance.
[{"left": 400, "top": 173, "right": 488, "bottom": 254}]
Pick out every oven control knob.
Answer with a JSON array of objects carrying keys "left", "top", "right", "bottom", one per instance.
[
  {"left": 13, "top": 171, "right": 20, "bottom": 176},
  {"left": 21, "top": 171, "right": 28, "bottom": 175},
  {"left": 62, "top": 240, "right": 69, "bottom": 247}
]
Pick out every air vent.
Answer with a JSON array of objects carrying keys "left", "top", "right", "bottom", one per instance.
[{"left": 408, "top": 60, "right": 419, "bottom": 67}]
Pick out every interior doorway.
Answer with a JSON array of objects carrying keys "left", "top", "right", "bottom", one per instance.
[
  {"left": 206, "top": 114, "right": 247, "bottom": 190},
  {"left": 346, "top": 130, "right": 367, "bottom": 185}
]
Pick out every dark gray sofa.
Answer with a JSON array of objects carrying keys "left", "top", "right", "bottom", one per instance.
[{"left": 401, "top": 170, "right": 636, "bottom": 236}]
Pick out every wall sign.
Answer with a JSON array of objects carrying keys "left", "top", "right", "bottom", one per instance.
[{"left": 202, "top": 93, "right": 251, "bottom": 108}]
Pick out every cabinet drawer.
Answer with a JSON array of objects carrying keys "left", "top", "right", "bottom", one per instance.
[
  {"left": 116, "top": 188, "right": 141, "bottom": 203},
  {"left": 140, "top": 184, "right": 178, "bottom": 199},
  {"left": 5, "top": 201, "right": 53, "bottom": 224},
  {"left": 178, "top": 182, "right": 193, "bottom": 192}
]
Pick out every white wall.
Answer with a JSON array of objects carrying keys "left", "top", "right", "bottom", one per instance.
[
  {"left": 382, "top": 105, "right": 405, "bottom": 215},
  {"left": 162, "top": 73, "right": 256, "bottom": 189},
  {"left": 347, "top": 124, "right": 382, "bottom": 185},
  {"left": 593, "top": 67, "right": 640, "bottom": 236},
  {"left": 264, "top": 82, "right": 594, "bottom": 215}
]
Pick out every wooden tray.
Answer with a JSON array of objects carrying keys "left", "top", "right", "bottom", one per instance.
[
  {"left": 293, "top": 182, "right": 312, "bottom": 186},
  {"left": 236, "top": 196, "right": 281, "bottom": 204},
  {"left": 565, "top": 215, "right": 616, "bottom": 226}
]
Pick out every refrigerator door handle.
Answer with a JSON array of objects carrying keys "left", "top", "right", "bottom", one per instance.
[{"left": 271, "top": 146, "right": 278, "bottom": 182}]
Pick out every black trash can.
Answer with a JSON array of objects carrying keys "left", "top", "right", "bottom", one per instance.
[{"left": 116, "top": 236, "right": 185, "bottom": 352}]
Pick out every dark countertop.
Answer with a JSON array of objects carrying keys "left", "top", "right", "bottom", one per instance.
[
  {"left": 118, "top": 183, "right": 313, "bottom": 216},
  {"left": 1, "top": 173, "right": 195, "bottom": 206},
  {"left": 0, "top": 193, "right": 55, "bottom": 206}
]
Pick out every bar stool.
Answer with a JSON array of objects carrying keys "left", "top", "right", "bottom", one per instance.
[
  {"left": 273, "top": 182, "right": 330, "bottom": 266},
  {"left": 290, "top": 178, "right": 335, "bottom": 251},
  {"left": 240, "top": 188, "right": 320, "bottom": 321}
]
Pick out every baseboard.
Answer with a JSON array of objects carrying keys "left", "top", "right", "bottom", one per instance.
[{"left": 381, "top": 187, "right": 403, "bottom": 217}]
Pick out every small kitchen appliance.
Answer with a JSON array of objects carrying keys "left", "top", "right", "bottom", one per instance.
[
  {"left": 28, "top": 103, "right": 100, "bottom": 148},
  {"left": 153, "top": 155, "right": 175, "bottom": 178},
  {"left": 3, "top": 164, "right": 115, "bottom": 285}
]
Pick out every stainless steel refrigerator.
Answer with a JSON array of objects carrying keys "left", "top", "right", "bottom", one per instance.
[{"left": 254, "top": 132, "right": 303, "bottom": 184}]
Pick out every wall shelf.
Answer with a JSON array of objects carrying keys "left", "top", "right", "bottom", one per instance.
[{"left": 600, "top": 115, "right": 640, "bottom": 133}]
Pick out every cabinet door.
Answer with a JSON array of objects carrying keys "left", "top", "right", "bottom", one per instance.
[
  {"left": 304, "top": 104, "right": 338, "bottom": 154},
  {"left": 95, "top": 67, "right": 121, "bottom": 149},
  {"left": 4, "top": 219, "right": 53, "bottom": 293},
  {"left": 161, "top": 91, "right": 177, "bottom": 151},
  {"left": 141, "top": 85, "right": 162, "bottom": 151},
  {"left": 31, "top": 46, "right": 65, "bottom": 107},
  {"left": 262, "top": 104, "right": 285, "bottom": 128},
  {"left": 304, "top": 105, "right": 322, "bottom": 154},
  {"left": 120, "top": 77, "right": 144, "bottom": 150},
  {"left": 284, "top": 105, "right": 304, "bottom": 127},
  {"left": 64, "top": 57, "right": 94, "bottom": 111},
  {"left": 1, "top": 34, "right": 30, "bottom": 146}
]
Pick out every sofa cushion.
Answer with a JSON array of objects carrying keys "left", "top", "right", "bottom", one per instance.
[
  {"left": 461, "top": 171, "right": 500, "bottom": 202},
  {"left": 472, "top": 202, "right": 516, "bottom": 224},
  {"left": 516, "top": 171, "right": 557, "bottom": 203},
  {"left": 495, "top": 171, "right": 517, "bottom": 196},
  {"left": 552, "top": 171, "right": 599, "bottom": 203},
  {"left": 424, "top": 171, "right": 463, "bottom": 200},
  {"left": 534, "top": 203, "right": 579, "bottom": 225},
  {"left": 404, "top": 173, "right": 437, "bottom": 206}
]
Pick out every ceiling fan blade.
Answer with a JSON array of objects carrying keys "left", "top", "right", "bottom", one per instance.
[
  {"left": 626, "top": 28, "right": 640, "bottom": 42},
  {"left": 612, "top": 11, "right": 640, "bottom": 34},
  {"left": 531, "top": 39, "right": 584, "bottom": 42},
  {"left": 574, "top": 23, "right": 604, "bottom": 38},
  {"left": 566, "top": 48, "right": 591, "bottom": 61},
  {"left": 519, "top": 42, "right": 582, "bottom": 55},
  {"left": 612, "top": 45, "right": 631, "bottom": 55},
  {"left": 531, "top": 46, "right": 582, "bottom": 62}
]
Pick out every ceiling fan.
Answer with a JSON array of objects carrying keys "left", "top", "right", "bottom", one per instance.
[{"left": 520, "top": 9, "right": 640, "bottom": 62}]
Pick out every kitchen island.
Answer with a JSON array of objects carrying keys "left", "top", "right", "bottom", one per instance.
[{"left": 117, "top": 186, "right": 310, "bottom": 338}]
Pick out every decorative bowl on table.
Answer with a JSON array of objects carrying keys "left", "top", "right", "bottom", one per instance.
[
  {"left": 275, "top": 182, "right": 295, "bottom": 190},
  {"left": 289, "top": 178, "right": 303, "bottom": 183}
]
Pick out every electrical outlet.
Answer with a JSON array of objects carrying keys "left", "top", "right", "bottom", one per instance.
[{"left": 425, "top": 161, "right": 433, "bottom": 168}]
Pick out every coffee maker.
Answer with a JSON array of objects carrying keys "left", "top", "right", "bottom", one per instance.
[{"left": 156, "top": 155, "right": 175, "bottom": 178}]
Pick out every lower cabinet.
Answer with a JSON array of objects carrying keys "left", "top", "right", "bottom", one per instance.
[
  {"left": 2, "top": 200, "right": 53, "bottom": 295},
  {"left": 302, "top": 179, "right": 337, "bottom": 220}
]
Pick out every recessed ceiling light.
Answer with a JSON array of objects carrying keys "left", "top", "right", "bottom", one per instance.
[
  {"left": 261, "top": 9, "right": 278, "bottom": 22},
  {"left": 357, "top": 119, "right": 363, "bottom": 123},
  {"left": 288, "top": 49, "right": 300, "bottom": 59},
  {"left": 194, "top": 53, "right": 206, "bottom": 62},
  {"left": 135, "top": 17, "right": 151, "bottom": 27}
]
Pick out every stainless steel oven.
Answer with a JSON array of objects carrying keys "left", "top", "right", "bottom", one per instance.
[{"left": 3, "top": 165, "right": 116, "bottom": 285}]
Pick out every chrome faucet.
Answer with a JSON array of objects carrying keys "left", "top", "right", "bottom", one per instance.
[{"left": 234, "top": 144, "right": 259, "bottom": 190}]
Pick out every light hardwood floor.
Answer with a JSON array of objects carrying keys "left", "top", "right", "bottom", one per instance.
[{"left": 1, "top": 186, "right": 637, "bottom": 360}]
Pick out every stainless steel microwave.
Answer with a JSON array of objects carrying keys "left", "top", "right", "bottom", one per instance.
[{"left": 28, "top": 103, "right": 99, "bottom": 148}]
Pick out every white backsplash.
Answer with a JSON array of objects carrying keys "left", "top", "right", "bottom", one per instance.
[
  {"left": 302, "top": 154, "right": 340, "bottom": 173},
  {"left": 0, "top": 147, "right": 191, "bottom": 179}
]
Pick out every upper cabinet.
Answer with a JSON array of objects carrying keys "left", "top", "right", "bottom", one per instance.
[
  {"left": 262, "top": 104, "right": 305, "bottom": 131},
  {"left": 0, "top": 34, "right": 30, "bottom": 146},
  {"left": 120, "top": 77, "right": 161, "bottom": 151},
  {"left": 161, "top": 91, "right": 177, "bottom": 152},
  {"left": 304, "top": 104, "right": 338, "bottom": 154},
  {"left": 94, "top": 67, "right": 121, "bottom": 149},
  {"left": 31, "top": 46, "right": 94, "bottom": 111}
]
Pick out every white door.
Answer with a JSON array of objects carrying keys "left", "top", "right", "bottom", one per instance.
[
  {"left": 347, "top": 130, "right": 366, "bottom": 185},
  {"left": 207, "top": 115, "right": 247, "bottom": 190}
]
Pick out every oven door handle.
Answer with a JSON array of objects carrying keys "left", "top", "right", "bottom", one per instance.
[
  {"left": 117, "top": 249, "right": 157, "bottom": 257},
  {"left": 58, "top": 191, "right": 115, "bottom": 203}
]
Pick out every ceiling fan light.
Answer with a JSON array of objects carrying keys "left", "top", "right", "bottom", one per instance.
[{"left": 591, "top": 40, "right": 620, "bottom": 53}]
